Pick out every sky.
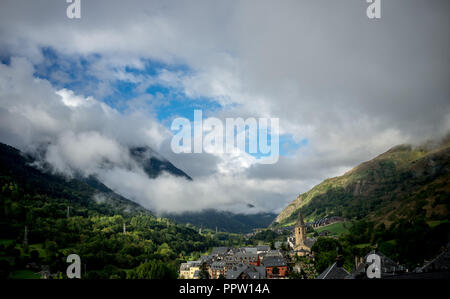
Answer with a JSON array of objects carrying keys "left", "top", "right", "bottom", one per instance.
[{"left": 0, "top": 0, "right": 449, "bottom": 214}]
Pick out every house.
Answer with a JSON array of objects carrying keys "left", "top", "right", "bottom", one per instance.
[
  {"left": 182, "top": 245, "right": 289, "bottom": 279},
  {"left": 233, "top": 252, "right": 259, "bottom": 266},
  {"left": 209, "top": 261, "right": 227, "bottom": 279},
  {"left": 262, "top": 256, "right": 288, "bottom": 278},
  {"left": 350, "top": 249, "right": 406, "bottom": 279},
  {"left": 240, "top": 247, "right": 258, "bottom": 255},
  {"left": 384, "top": 239, "right": 450, "bottom": 279},
  {"left": 264, "top": 249, "right": 283, "bottom": 258},
  {"left": 226, "top": 263, "right": 266, "bottom": 279},
  {"left": 256, "top": 245, "right": 270, "bottom": 254},
  {"left": 179, "top": 261, "right": 201, "bottom": 279},
  {"left": 200, "top": 255, "right": 214, "bottom": 264},
  {"left": 317, "top": 257, "right": 350, "bottom": 279},
  {"left": 319, "top": 230, "right": 330, "bottom": 236},
  {"left": 311, "top": 216, "right": 345, "bottom": 228},
  {"left": 416, "top": 240, "right": 450, "bottom": 273},
  {"left": 211, "top": 247, "right": 230, "bottom": 257},
  {"left": 274, "top": 242, "right": 282, "bottom": 250}
]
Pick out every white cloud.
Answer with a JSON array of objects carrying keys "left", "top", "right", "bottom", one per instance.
[
  {"left": 98, "top": 168, "right": 304, "bottom": 214},
  {"left": 45, "top": 131, "right": 134, "bottom": 177},
  {"left": 0, "top": 56, "right": 294, "bottom": 214},
  {"left": 0, "top": 0, "right": 449, "bottom": 214}
]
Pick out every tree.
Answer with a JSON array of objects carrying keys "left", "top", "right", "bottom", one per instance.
[
  {"left": 311, "top": 237, "right": 341, "bottom": 273},
  {"left": 127, "top": 260, "right": 177, "bottom": 279},
  {"left": 199, "top": 262, "right": 210, "bottom": 279}
]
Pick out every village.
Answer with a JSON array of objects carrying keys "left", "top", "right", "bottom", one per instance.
[
  {"left": 179, "top": 212, "right": 318, "bottom": 279},
  {"left": 179, "top": 211, "right": 450, "bottom": 279}
]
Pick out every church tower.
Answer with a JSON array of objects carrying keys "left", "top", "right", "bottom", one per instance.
[{"left": 295, "top": 211, "right": 306, "bottom": 247}]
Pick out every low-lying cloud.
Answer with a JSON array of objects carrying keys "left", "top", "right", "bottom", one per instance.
[
  {"left": 0, "top": 0, "right": 449, "bottom": 214},
  {"left": 0, "top": 57, "right": 301, "bottom": 214}
]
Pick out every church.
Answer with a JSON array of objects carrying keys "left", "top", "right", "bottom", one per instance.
[{"left": 288, "top": 211, "right": 316, "bottom": 256}]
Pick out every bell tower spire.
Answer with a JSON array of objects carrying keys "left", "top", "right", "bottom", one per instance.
[
  {"left": 297, "top": 210, "right": 305, "bottom": 226},
  {"left": 294, "top": 210, "right": 307, "bottom": 250}
]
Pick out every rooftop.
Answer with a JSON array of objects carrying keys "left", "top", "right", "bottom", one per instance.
[{"left": 317, "top": 262, "right": 350, "bottom": 279}]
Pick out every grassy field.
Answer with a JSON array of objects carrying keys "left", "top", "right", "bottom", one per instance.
[
  {"left": 10, "top": 270, "right": 40, "bottom": 279},
  {"left": 314, "top": 222, "right": 350, "bottom": 236},
  {"left": 354, "top": 243, "right": 371, "bottom": 249},
  {"left": 427, "top": 219, "right": 449, "bottom": 228}
]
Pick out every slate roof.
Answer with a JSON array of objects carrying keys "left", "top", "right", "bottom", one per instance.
[
  {"left": 235, "top": 252, "right": 258, "bottom": 261},
  {"left": 226, "top": 263, "right": 266, "bottom": 279},
  {"left": 297, "top": 211, "right": 305, "bottom": 226},
  {"left": 366, "top": 250, "right": 404, "bottom": 274},
  {"left": 200, "top": 255, "right": 213, "bottom": 263},
  {"left": 226, "top": 264, "right": 248, "bottom": 279},
  {"left": 304, "top": 238, "right": 316, "bottom": 248},
  {"left": 266, "top": 250, "right": 283, "bottom": 257},
  {"left": 241, "top": 247, "right": 258, "bottom": 254},
  {"left": 179, "top": 263, "right": 189, "bottom": 271},
  {"left": 257, "top": 245, "right": 270, "bottom": 252},
  {"left": 317, "top": 262, "right": 350, "bottom": 279},
  {"left": 417, "top": 241, "right": 450, "bottom": 273},
  {"left": 350, "top": 250, "right": 405, "bottom": 279},
  {"left": 187, "top": 260, "right": 201, "bottom": 267},
  {"left": 247, "top": 266, "right": 266, "bottom": 279},
  {"left": 211, "top": 247, "right": 229, "bottom": 256},
  {"left": 211, "top": 261, "right": 227, "bottom": 270},
  {"left": 262, "top": 256, "right": 286, "bottom": 267}
]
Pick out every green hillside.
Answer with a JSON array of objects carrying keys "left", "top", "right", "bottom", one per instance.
[
  {"left": 0, "top": 142, "right": 218, "bottom": 279},
  {"left": 274, "top": 139, "right": 450, "bottom": 227},
  {"left": 314, "top": 222, "right": 350, "bottom": 237}
]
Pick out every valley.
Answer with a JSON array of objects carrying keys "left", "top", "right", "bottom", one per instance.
[{"left": 0, "top": 140, "right": 449, "bottom": 279}]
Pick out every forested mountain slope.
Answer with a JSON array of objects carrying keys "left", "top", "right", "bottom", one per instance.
[{"left": 275, "top": 139, "right": 450, "bottom": 226}]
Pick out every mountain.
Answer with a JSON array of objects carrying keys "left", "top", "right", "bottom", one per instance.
[
  {"left": 164, "top": 209, "right": 277, "bottom": 234},
  {"left": 129, "top": 148, "right": 275, "bottom": 234},
  {"left": 129, "top": 146, "right": 192, "bottom": 180},
  {"left": 0, "top": 142, "right": 147, "bottom": 222},
  {"left": 0, "top": 142, "right": 196, "bottom": 232},
  {"left": 1, "top": 141, "right": 267, "bottom": 235},
  {"left": 0, "top": 142, "right": 215, "bottom": 279},
  {"left": 274, "top": 139, "right": 450, "bottom": 227}
]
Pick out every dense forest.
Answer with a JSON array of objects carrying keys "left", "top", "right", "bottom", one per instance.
[
  {"left": 0, "top": 143, "right": 220, "bottom": 279},
  {"left": 276, "top": 140, "right": 450, "bottom": 226}
]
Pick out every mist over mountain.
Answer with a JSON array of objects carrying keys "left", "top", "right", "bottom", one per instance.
[
  {"left": 0, "top": 142, "right": 147, "bottom": 220},
  {"left": 0, "top": 58, "right": 294, "bottom": 214},
  {"left": 0, "top": 141, "right": 275, "bottom": 233}
]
